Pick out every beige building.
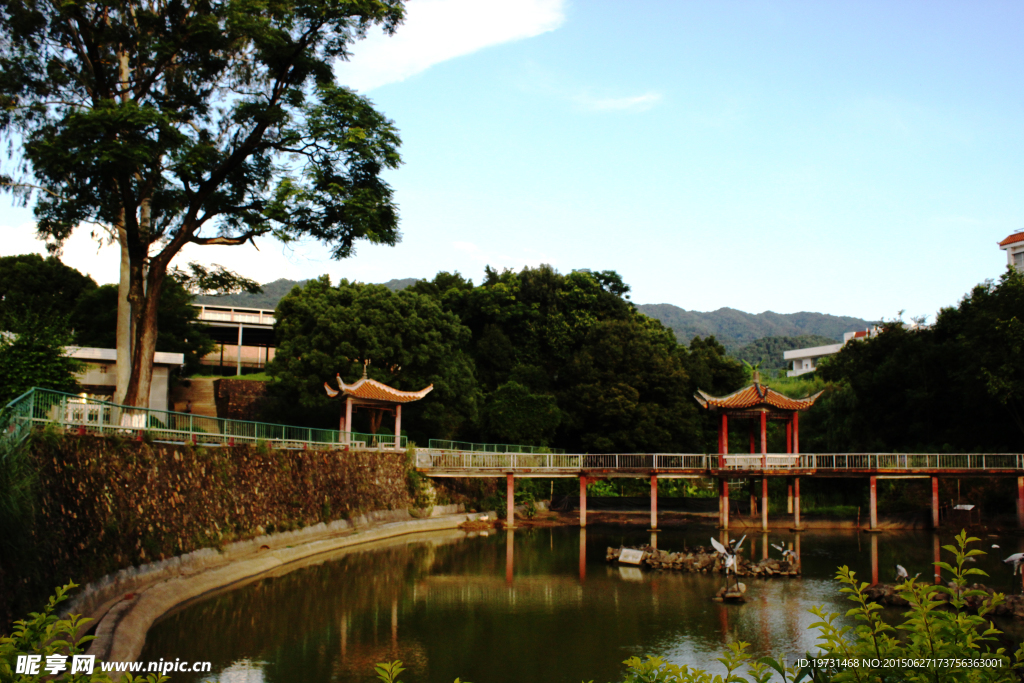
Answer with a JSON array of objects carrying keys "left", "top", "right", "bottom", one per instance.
[{"left": 69, "top": 347, "right": 184, "bottom": 411}]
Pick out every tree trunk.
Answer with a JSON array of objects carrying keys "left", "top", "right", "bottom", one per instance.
[
  {"left": 113, "top": 214, "right": 132, "bottom": 405},
  {"left": 123, "top": 262, "right": 163, "bottom": 408}
]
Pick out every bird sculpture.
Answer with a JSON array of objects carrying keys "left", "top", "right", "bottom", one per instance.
[
  {"left": 992, "top": 544, "right": 1001, "bottom": 549},
  {"left": 771, "top": 543, "right": 797, "bottom": 562},
  {"left": 895, "top": 564, "right": 909, "bottom": 581},
  {"left": 1004, "top": 553, "right": 1024, "bottom": 575},
  {"left": 711, "top": 535, "right": 746, "bottom": 597}
]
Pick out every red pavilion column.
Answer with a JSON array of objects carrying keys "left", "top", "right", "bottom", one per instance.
[
  {"left": 394, "top": 404, "right": 402, "bottom": 450},
  {"left": 760, "top": 410, "right": 767, "bottom": 468},
  {"left": 719, "top": 413, "right": 729, "bottom": 467},
  {"left": 792, "top": 411, "right": 800, "bottom": 454},
  {"left": 786, "top": 419, "right": 792, "bottom": 454}
]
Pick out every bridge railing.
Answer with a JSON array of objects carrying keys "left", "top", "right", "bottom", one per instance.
[
  {"left": 422, "top": 450, "right": 1024, "bottom": 472},
  {"left": 428, "top": 439, "right": 565, "bottom": 455},
  {"left": 1, "top": 387, "right": 406, "bottom": 451}
]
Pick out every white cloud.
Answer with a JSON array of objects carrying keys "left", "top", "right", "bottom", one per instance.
[
  {"left": 337, "top": 0, "right": 566, "bottom": 92},
  {"left": 573, "top": 91, "right": 663, "bottom": 112}
]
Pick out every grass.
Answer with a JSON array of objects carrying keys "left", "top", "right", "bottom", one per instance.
[{"left": 187, "top": 372, "right": 273, "bottom": 381}]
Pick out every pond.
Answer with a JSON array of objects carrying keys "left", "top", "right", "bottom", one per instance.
[{"left": 141, "top": 525, "right": 1024, "bottom": 683}]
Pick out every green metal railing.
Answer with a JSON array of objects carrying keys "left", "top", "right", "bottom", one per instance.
[
  {"left": 0, "top": 388, "right": 407, "bottom": 451},
  {"left": 428, "top": 439, "right": 565, "bottom": 455}
]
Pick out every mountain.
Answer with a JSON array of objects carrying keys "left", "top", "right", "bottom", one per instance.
[
  {"left": 195, "top": 277, "right": 417, "bottom": 309},
  {"left": 638, "top": 304, "right": 874, "bottom": 351}
]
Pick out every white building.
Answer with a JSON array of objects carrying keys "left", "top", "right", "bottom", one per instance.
[
  {"left": 999, "top": 230, "right": 1024, "bottom": 271},
  {"left": 783, "top": 328, "right": 879, "bottom": 377},
  {"left": 69, "top": 347, "right": 185, "bottom": 411}
]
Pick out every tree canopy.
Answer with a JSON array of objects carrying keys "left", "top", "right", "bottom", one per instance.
[
  {"left": 0, "top": 0, "right": 406, "bottom": 407},
  {"left": 811, "top": 268, "right": 1024, "bottom": 452}
]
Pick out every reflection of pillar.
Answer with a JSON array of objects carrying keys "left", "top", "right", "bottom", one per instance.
[
  {"left": 506, "top": 473, "right": 515, "bottom": 529},
  {"left": 650, "top": 474, "right": 658, "bottom": 530},
  {"left": 787, "top": 478, "right": 793, "bottom": 514},
  {"left": 869, "top": 476, "right": 878, "bottom": 530},
  {"left": 933, "top": 534, "right": 942, "bottom": 584},
  {"left": 793, "top": 477, "right": 801, "bottom": 529},
  {"left": 394, "top": 404, "right": 402, "bottom": 449},
  {"left": 931, "top": 476, "right": 939, "bottom": 529},
  {"left": 341, "top": 612, "right": 347, "bottom": 661},
  {"left": 579, "top": 527, "right": 587, "bottom": 582},
  {"left": 794, "top": 533, "right": 801, "bottom": 568},
  {"left": 1018, "top": 477, "right": 1024, "bottom": 529},
  {"left": 579, "top": 475, "right": 587, "bottom": 528},
  {"left": 391, "top": 597, "right": 398, "bottom": 646},
  {"left": 506, "top": 529, "right": 514, "bottom": 585},
  {"left": 720, "top": 479, "right": 730, "bottom": 530},
  {"left": 761, "top": 478, "right": 769, "bottom": 531},
  {"left": 870, "top": 533, "right": 879, "bottom": 585},
  {"left": 761, "top": 533, "right": 769, "bottom": 561}
]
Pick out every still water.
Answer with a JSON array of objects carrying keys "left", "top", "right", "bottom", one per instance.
[{"left": 141, "top": 526, "right": 1024, "bottom": 683}]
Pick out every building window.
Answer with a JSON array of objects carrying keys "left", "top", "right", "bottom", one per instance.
[{"left": 1015, "top": 251, "right": 1024, "bottom": 269}]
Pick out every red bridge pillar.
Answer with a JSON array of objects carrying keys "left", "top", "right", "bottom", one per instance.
[
  {"left": 579, "top": 475, "right": 587, "bottom": 528},
  {"left": 649, "top": 474, "right": 658, "bottom": 531},
  {"left": 868, "top": 475, "right": 878, "bottom": 531},
  {"left": 1017, "top": 476, "right": 1024, "bottom": 529},
  {"left": 506, "top": 473, "right": 516, "bottom": 529},
  {"left": 931, "top": 476, "right": 940, "bottom": 529},
  {"left": 719, "top": 479, "right": 730, "bottom": 530}
]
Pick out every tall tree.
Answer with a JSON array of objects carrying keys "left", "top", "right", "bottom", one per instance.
[{"left": 0, "top": 0, "right": 405, "bottom": 407}]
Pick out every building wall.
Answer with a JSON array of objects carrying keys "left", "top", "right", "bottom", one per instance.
[{"left": 77, "top": 363, "right": 173, "bottom": 411}]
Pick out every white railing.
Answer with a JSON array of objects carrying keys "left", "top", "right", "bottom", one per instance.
[
  {"left": 423, "top": 450, "right": 1024, "bottom": 472},
  {"left": 193, "top": 305, "right": 276, "bottom": 326}
]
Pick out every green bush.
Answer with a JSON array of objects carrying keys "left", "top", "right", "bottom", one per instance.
[{"left": 0, "top": 582, "right": 166, "bottom": 683}]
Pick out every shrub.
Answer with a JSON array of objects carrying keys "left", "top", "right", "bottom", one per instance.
[{"left": 0, "top": 582, "right": 166, "bottom": 683}]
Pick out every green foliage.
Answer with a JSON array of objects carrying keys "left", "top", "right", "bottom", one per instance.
[
  {"left": 268, "top": 277, "right": 479, "bottom": 441},
  {"left": 0, "top": 254, "right": 97, "bottom": 334},
  {"left": 0, "top": 582, "right": 166, "bottom": 683},
  {"left": 0, "top": 313, "right": 82, "bottom": 405},
  {"left": 0, "top": 0, "right": 405, "bottom": 406},
  {"left": 736, "top": 335, "right": 838, "bottom": 372},
  {"left": 481, "top": 381, "right": 561, "bottom": 446},
  {"left": 815, "top": 268, "right": 1024, "bottom": 451}
]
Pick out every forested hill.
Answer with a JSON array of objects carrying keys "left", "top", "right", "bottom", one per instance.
[
  {"left": 637, "top": 304, "right": 875, "bottom": 351},
  {"left": 195, "top": 277, "right": 417, "bottom": 308}
]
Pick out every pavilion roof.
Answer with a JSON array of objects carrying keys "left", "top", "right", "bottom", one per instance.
[
  {"left": 999, "top": 232, "right": 1024, "bottom": 247},
  {"left": 324, "top": 374, "right": 433, "bottom": 404},
  {"left": 694, "top": 383, "right": 822, "bottom": 412}
]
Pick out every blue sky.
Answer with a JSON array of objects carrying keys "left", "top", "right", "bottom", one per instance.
[{"left": 2, "top": 0, "right": 1021, "bottom": 321}]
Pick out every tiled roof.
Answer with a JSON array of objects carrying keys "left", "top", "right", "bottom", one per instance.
[
  {"left": 324, "top": 374, "right": 433, "bottom": 403},
  {"left": 999, "top": 232, "right": 1024, "bottom": 247},
  {"left": 694, "top": 383, "right": 822, "bottom": 412}
]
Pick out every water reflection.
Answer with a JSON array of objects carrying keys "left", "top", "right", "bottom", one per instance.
[{"left": 142, "top": 527, "right": 1024, "bottom": 683}]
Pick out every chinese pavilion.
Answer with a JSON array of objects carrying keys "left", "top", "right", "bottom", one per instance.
[
  {"left": 324, "top": 369, "right": 432, "bottom": 448},
  {"left": 694, "top": 371, "right": 822, "bottom": 530}
]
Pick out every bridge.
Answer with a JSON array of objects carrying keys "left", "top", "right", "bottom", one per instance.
[{"left": 414, "top": 449, "right": 1024, "bottom": 535}]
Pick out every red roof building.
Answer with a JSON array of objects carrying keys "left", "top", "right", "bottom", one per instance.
[
  {"left": 325, "top": 369, "right": 432, "bottom": 448},
  {"left": 999, "top": 231, "right": 1024, "bottom": 271}
]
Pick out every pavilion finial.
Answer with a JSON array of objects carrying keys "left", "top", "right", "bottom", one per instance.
[{"left": 362, "top": 358, "right": 370, "bottom": 379}]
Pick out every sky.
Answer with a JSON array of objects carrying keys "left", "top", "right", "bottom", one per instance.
[{"left": 2, "top": 0, "right": 1022, "bottom": 321}]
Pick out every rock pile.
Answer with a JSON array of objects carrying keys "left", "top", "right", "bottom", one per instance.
[
  {"left": 606, "top": 545, "right": 800, "bottom": 577},
  {"left": 864, "top": 582, "right": 1024, "bottom": 619}
]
